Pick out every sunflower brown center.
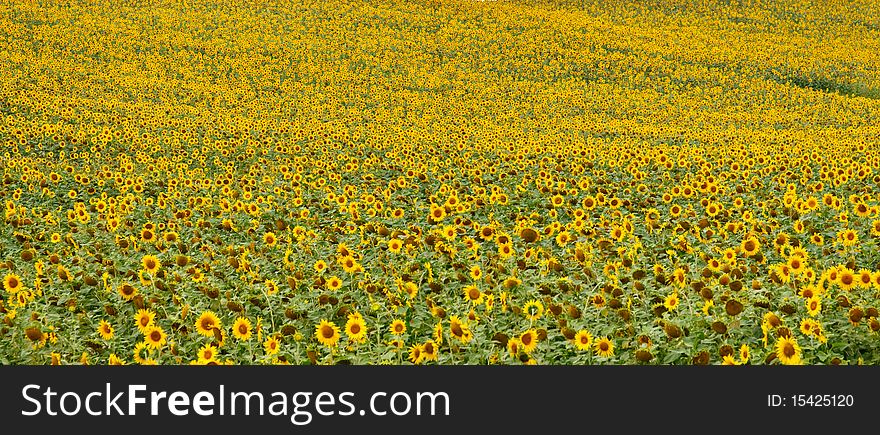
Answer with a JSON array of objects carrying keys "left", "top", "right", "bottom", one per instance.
[
  {"left": 451, "top": 323, "right": 462, "bottom": 337},
  {"left": 350, "top": 324, "right": 361, "bottom": 334},
  {"left": 783, "top": 343, "right": 795, "bottom": 357}
]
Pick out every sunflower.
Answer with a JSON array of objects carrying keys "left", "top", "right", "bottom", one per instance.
[
  {"left": 519, "top": 329, "right": 538, "bottom": 353},
  {"left": 315, "top": 319, "right": 341, "bottom": 348},
  {"left": 339, "top": 255, "right": 360, "bottom": 273},
  {"left": 117, "top": 282, "right": 138, "bottom": 301},
  {"left": 838, "top": 229, "right": 858, "bottom": 247},
  {"left": 198, "top": 344, "right": 218, "bottom": 363},
  {"left": 141, "top": 255, "right": 161, "bottom": 274},
  {"left": 313, "top": 259, "right": 328, "bottom": 273},
  {"left": 196, "top": 311, "right": 221, "bottom": 337},
  {"left": 232, "top": 317, "right": 252, "bottom": 341},
  {"left": 854, "top": 202, "right": 871, "bottom": 218},
  {"left": 2, "top": 273, "right": 23, "bottom": 293},
  {"left": 594, "top": 337, "right": 615, "bottom": 357},
  {"left": 387, "top": 239, "right": 403, "bottom": 254},
  {"left": 555, "top": 230, "right": 571, "bottom": 246},
  {"left": 345, "top": 314, "right": 367, "bottom": 343},
  {"left": 507, "top": 338, "right": 521, "bottom": 357},
  {"left": 806, "top": 296, "right": 821, "bottom": 317},
  {"left": 326, "top": 275, "right": 343, "bottom": 291},
  {"left": 799, "top": 318, "right": 819, "bottom": 337},
  {"left": 134, "top": 309, "right": 156, "bottom": 333},
  {"left": 433, "top": 321, "right": 444, "bottom": 344},
  {"left": 573, "top": 330, "right": 593, "bottom": 351},
  {"left": 429, "top": 204, "right": 446, "bottom": 221},
  {"left": 263, "top": 336, "right": 280, "bottom": 355},
  {"left": 857, "top": 269, "right": 873, "bottom": 289},
  {"left": 140, "top": 228, "right": 156, "bottom": 243},
  {"left": 523, "top": 299, "right": 544, "bottom": 321},
  {"left": 449, "top": 316, "right": 471, "bottom": 343},
  {"left": 740, "top": 237, "right": 760, "bottom": 257},
  {"left": 143, "top": 325, "right": 167, "bottom": 350},
  {"left": 739, "top": 344, "right": 751, "bottom": 364},
  {"left": 97, "top": 320, "right": 114, "bottom": 340},
  {"left": 108, "top": 354, "right": 125, "bottom": 365},
  {"left": 837, "top": 268, "right": 856, "bottom": 291},
  {"left": 787, "top": 256, "right": 805, "bottom": 275},
  {"left": 390, "top": 319, "right": 407, "bottom": 336},
  {"left": 497, "top": 244, "right": 515, "bottom": 259},
  {"left": 463, "top": 285, "right": 483, "bottom": 305},
  {"left": 408, "top": 345, "right": 423, "bottom": 364},
  {"left": 775, "top": 336, "right": 802, "bottom": 365},
  {"left": 265, "top": 279, "right": 278, "bottom": 295},
  {"left": 132, "top": 341, "right": 149, "bottom": 364},
  {"left": 469, "top": 265, "right": 482, "bottom": 280},
  {"left": 721, "top": 355, "right": 740, "bottom": 365},
  {"left": 663, "top": 292, "right": 680, "bottom": 311},
  {"left": 401, "top": 281, "right": 418, "bottom": 298},
  {"left": 263, "top": 231, "right": 278, "bottom": 247}
]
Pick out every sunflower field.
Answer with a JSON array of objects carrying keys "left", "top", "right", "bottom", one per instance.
[{"left": 2, "top": 0, "right": 880, "bottom": 365}]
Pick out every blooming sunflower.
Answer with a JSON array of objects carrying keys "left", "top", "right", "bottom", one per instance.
[
  {"left": 523, "top": 299, "right": 544, "bottom": 321},
  {"left": 344, "top": 314, "right": 367, "bottom": 343},
  {"left": 2, "top": 273, "right": 23, "bottom": 293},
  {"left": 519, "top": 329, "right": 538, "bottom": 354},
  {"left": 117, "top": 282, "right": 138, "bottom": 301},
  {"left": 315, "top": 319, "right": 341, "bottom": 348},
  {"left": 263, "top": 336, "right": 280, "bottom": 355},
  {"left": 143, "top": 325, "right": 167, "bottom": 350},
  {"left": 97, "top": 320, "right": 114, "bottom": 340},
  {"left": 232, "top": 317, "right": 252, "bottom": 341},
  {"left": 462, "top": 285, "right": 483, "bottom": 305},
  {"left": 195, "top": 311, "right": 221, "bottom": 337},
  {"left": 198, "top": 344, "right": 218, "bottom": 363},
  {"left": 806, "top": 296, "right": 821, "bottom": 317},
  {"left": 594, "top": 337, "right": 615, "bottom": 357},
  {"left": 389, "top": 319, "right": 407, "bottom": 336},
  {"left": 141, "top": 255, "right": 161, "bottom": 274},
  {"left": 775, "top": 336, "right": 802, "bottom": 365},
  {"left": 573, "top": 330, "right": 593, "bottom": 351},
  {"left": 134, "top": 309, "right": 155, "bottom": 333},
  {"left": 408, "top": 344, "right": 423, "bottom": 364},
  {"left": 420, "top": 340, "right": 438, "bottom": 362}
]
